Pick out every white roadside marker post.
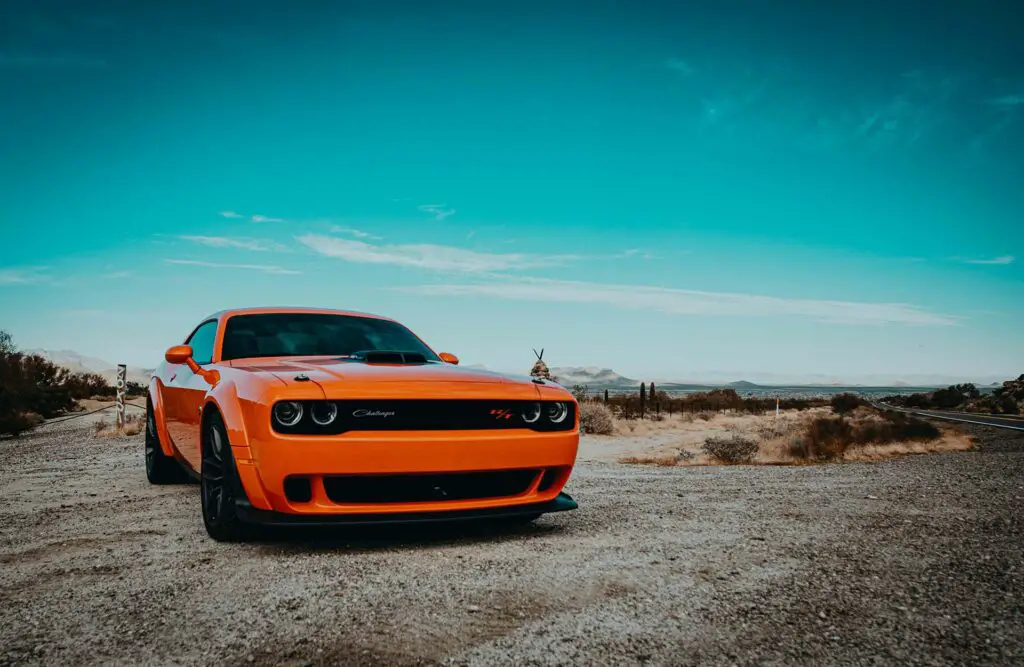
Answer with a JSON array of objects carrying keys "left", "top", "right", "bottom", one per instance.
[
  {"left": 115, "top": 364, "right": 127, "bottom": 435},
  {"left": 776, "top": 397, "right": 780, "bottom": 418}
]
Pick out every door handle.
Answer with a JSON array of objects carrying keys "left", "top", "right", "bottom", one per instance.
[{"left": 169, "top": 373, "right": 177, "bottom": 382}]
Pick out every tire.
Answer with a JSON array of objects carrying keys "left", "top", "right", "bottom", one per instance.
[
  {"left": 145, "top": 398, "right": 188, "bottom": 484},
  {"left": 200, "top": 411, "right": 251, "bottom": 542}
]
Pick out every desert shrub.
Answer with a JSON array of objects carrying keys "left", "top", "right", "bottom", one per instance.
[
  {"left": 882, "top": 413, "right": 940, "bottom": 441},
  {"left": 570, "top": 383, "right": 589, "bottom": 403},
  {"left": 695, "top": 411, "right": 714, "bottom": 421},
  {"left": 789, "top": 435, "right": 809, "bottom": 458},
  {"left": 580, "top": 401, "right": 615, "bottom": 435},
  {"left": 93, "top": 413, "right": 145, "bottom": 437},
  {"left": 674, "top": 448, "right": 695, "bottom": 462},
  {"left": 830, "top": 393, "right": 864, "bottom": 416},
  {"left": 702, "top": 435, "right": 758, "bottom": 463},
  {"left": 125, "top": 380, "right": 147, "bottom": 397},
  {"left": 649, "top": 412, "right": 664, "bottom": 422},
  {"left": 0, "top": 329, "right": 115, "bottom": 436},
  {"left": 803, "top": 417, "right": 854, "bottom": 459}
]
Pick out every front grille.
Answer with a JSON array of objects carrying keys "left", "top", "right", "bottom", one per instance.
[
  {"left": 272, "top": 399, "right": 576, "bottom": 435},
  {"left": 323, "top": 469, "right": 539, "bottom": 504}
]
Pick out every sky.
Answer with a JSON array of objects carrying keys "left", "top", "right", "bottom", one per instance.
[{"left": 1, "top": 0, "right": 1022, "bottom": 385}]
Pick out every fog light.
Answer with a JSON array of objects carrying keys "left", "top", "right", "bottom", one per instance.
[
  {"left": 546, "top": 402, "right": 569, "bottom": 424},
  {"left": 522, "top": 402, "right": 542, "bottom": 423},
  {"left": 273, "top": 401, "right": 303, "bottom": 427},
  {"left": 311, "top": 401, "right": 338, "bottom": 426}
]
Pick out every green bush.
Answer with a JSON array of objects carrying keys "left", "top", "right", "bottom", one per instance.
[
  {"left": 702, "top": 435, "right": 758, "bottom": 463},
  {"left": 0, "top": 329, "right": 114, "bottom": 436},
  {"left": 580, "top": 402, "right": 614, "bottom": 435},
  {"left": 830, "top": 393, "right": 864, "bottom": 416}
]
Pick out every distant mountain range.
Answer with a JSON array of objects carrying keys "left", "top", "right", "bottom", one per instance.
[
  {"left": 549, "top": 366, "right": 636, "bottom": 387},
  {"left": 25, "top": 349, "right": 154, "bottom": 386}
]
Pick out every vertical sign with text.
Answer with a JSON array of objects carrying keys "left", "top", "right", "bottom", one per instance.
[{"left": 115, "top": 364, "right": 127, "bottom": 434}]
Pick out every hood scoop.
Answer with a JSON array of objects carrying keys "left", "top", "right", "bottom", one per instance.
[{"left": 347, "top": 351, "right": 430, "bottom": 365}]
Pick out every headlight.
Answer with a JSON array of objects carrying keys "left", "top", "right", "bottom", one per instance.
[
  {"left": 273, "top": 401, "right": 304, "bottom": 427},
  {"left": 310, "top": 401, "right": 338, "bottom": 426},
  {"left": 546, "top": 401, "right": 569, "bottom": 424},
  {"left": 521, "top": 402, "right": 542, "bottom": 423}
]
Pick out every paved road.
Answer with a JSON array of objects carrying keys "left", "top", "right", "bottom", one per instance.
[{"left": 874, "top": 403, "right": 1024, "bottom": 431}]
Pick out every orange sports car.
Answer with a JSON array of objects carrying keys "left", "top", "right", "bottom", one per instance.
[{"left": 145, "top": 307, "right": 579, "bottom": 541}]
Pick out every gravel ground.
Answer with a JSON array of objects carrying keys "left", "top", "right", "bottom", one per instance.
[{"left": 1, "top": 420, "right": 1021, "bottom": 666}]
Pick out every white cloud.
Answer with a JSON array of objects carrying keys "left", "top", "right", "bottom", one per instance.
[
  {"left": 328, "top": 226, "right": 383, "bottom": 240},
  {"left": 961, "top": 255, "right": 1015, "bottom": 265},
  {"left": 0, "top": 267, "right": 49, "bottom": 285},
  {"left": 178, "top": 235, "right": 287, "bottom": 252},
  {"left": 218, "top": 211, "right": 244, "bottom": 219},
  {"left": 392, "top": 277, "right": 959, "bottom": 326},
  {"left": 164, "top": 259, "right": 301, "bottom": 275},
  {"left": 296, "top": 234, "right": 582, "bottom": 273},
  {"left": 418, "top": 204, "right": 456, "bottom": 221},
  {"left": 251, "top": 214, "right": 287, "bottom": 223}
]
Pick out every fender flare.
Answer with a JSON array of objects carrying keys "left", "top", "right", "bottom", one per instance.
[
  {"left": 201, "top": 384, "right": 272, "bottom": 511},
  {"left": 148, "top": 377, "right": 176, "bottom": 458}
]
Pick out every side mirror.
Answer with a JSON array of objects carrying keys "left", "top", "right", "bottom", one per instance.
[
  {"left": 165, "top": 345, "right": 201, "bottom": 373},
  {"left": 438, "top": 352, "right": 459, "bottom": 365}
]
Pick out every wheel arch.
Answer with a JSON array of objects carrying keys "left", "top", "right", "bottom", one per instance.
[
  {"left": 147, "top": 377, "right": 176, "bottom": 458},
  {"left": 201, "top": 384, "right": 272, "bottom": 511}
]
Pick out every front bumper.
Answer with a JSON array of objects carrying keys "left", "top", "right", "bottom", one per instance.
[
  {"left": 233, "top": 428, "right": 580, "bottom": 516},
  {"left": 234, "top": 491, "right": 578, "bottom": 526}
]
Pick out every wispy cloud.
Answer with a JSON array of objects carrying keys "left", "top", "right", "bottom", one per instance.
[
  {"left": 217, "top": 210, "right": 287, "bottom": 223},
  {"left": 958, "top": 255, "right": 1015, "bottom": 265},
  {"left": 0, "top": 267, "right": 49, "bottom": 285},
  {"left": 665, "top": 58, "right": 695, "bottom": 76},
  {"left": 0, "top": 54, "right": 108, "bottom": 69},
  {"left": 986, "top": 94, "right": 1024, "bottom": 109},
  {"left": 178, "top": 235, "right": 288, "bottom": 252},
  {"left": 328, "top": 226, "right": 383, "bottom": 240},
  {"left": 418, "top": 204, "right": 456, "bottom": 221},
  {"left": 297, "top": 234, "right": 582, "bottom": 273},
  {"left": 393, "top": 277, "right": 959, "bottom": 326},
  {"left": 164, "top": 259, "right": 301, "bottom": 275}
]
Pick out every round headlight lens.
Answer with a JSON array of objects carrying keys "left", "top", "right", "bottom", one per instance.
[
  {"left": 273, "top": 401, "right": 304, "bottom": 427},
  {"left": 546, "top": 401, "right": 569, "bottom": 424},
  {"left": 310, "top": 401, "right": 338, "bottom": 426},
  {"left": 521, "top": 402, "right": 542, "bottom": 423}
]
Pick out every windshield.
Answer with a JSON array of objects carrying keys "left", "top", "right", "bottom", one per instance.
[{"left": 220, "top": 313, "right": 439, "bottom": 362}]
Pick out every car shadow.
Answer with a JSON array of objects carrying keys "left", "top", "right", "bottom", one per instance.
[{"left": 249, "top": 516, "right": 571, "bottom": 554}]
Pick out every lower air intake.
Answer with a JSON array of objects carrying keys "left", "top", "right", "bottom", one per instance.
[{"left": 323, "top": 469, "right": 538, "bottom": 504}]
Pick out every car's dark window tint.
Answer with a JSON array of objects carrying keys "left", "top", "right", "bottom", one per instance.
[
  {"left": 221, "top": 313, "right": 438, "bottom": 361},
  {"left": 185, "top": 321, "right": 219, "bottom": 366}
]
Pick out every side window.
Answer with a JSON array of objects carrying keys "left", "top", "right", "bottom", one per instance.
[{"left": 185, "top": 321, "right": 219, "bottom": 366}]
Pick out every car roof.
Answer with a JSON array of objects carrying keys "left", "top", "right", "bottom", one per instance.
[{"left": 201, "top": 306, "right": 395, "bottom": 323}]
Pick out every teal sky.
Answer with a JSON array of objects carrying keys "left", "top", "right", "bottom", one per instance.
[{"left": 1, "top": 0, "right": 1022, "bottom": 384}]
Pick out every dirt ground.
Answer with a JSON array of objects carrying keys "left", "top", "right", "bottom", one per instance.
[{"left": 1, "top": 417, "right": 1022, "bottom": 666}]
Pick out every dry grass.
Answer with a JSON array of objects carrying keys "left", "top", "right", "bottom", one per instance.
[
  {"left": 93, "top": 413, "right": 145, "bottom": 437},
  {"left": 604, "top": 406, "right": 974, "bottom": 468}
]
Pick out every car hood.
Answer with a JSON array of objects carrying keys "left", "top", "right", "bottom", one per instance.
[{"left": 226, "top": 357, "right": 552, "bottom": 399}]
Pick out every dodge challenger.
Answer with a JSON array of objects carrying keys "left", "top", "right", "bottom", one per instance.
[{"left": 145, "top": 307, "right": 580, "bottom": 541}]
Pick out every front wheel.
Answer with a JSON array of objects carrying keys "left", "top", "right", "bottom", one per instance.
[{"left": 201, "top": 412, "right": 251, "bottom": 542}]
